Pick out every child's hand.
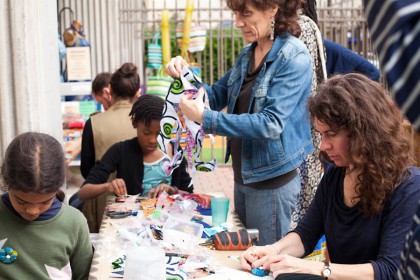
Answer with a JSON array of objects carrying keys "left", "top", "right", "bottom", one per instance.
[
  {"left": 106, "top": 178, "right": 127, "bottom": 197},
  {"left": 147, "top": 184, "right": 177, "bottom": 198}
]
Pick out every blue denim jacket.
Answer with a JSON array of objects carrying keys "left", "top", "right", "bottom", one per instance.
[{"left": 202, "top": 34, "right": 314, "bottom": 184}]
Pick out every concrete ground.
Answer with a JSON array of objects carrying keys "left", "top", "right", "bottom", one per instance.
[{"left": 193, "top": 165, "right": 234, "bottom": 201}]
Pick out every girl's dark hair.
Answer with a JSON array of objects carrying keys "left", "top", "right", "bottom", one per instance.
[
  {"left": 308, "top": 73, "right": 414, "bottom": 217},
  {"left": 301, "top": 0, "right": 318, "bottom": 26},
  {"left": 92, "top": 72, "right": 112, "bottom": 95},
  {"left": 1, "top": 132, "right": 66, "bottom": 201},
  {"left": 110, "top": 62, "right": 140, "bottom": 100},
  {"left": 227, "top": 0, "right": 303, "bottom": 37},
  {"left": 129, "top": 94, "right": 165, "bottom": 127}
]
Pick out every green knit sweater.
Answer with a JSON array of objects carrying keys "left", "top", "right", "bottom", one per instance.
[{"left": 0, "top": 200, "right": 93, "bottom": 280}]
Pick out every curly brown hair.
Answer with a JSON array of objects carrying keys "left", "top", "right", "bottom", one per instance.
[
  {"left": 226, "top": 0, "right": 303, "bottom": 37},
  {"left": 308, "top": 73, "right": 414, "bottom": 217}
]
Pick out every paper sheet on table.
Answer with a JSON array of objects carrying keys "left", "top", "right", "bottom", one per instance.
[{"left": 206, "top": 266, "right": 274, "bottom": 280}]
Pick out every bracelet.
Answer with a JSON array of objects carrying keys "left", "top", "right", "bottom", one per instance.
[{"left": 173, "top": 186, "right": 179, "bottom": 194}]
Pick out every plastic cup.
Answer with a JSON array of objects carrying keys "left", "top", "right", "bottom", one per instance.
[
  {"left": 124, "top": 246, "right": 165, "bottom": 280},
  {"left": 211, "top": 197, "right": 230, "bottom": 226}
]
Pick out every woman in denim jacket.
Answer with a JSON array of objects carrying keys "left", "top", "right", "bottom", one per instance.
[{"left": 166, "top": 0, "right": 313, "bottom": 245}]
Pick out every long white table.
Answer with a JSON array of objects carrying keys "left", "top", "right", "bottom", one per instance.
[{"left": 88, "top": 193, "right": 260, "bottom": 280}]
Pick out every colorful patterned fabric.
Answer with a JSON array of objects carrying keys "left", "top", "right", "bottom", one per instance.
[
  {"left": 147, "top": 76, "right": 173, "bottom": 99},
  {"left": 291, "top": 15, "right": 326, "bottom": 230},
  {"left": 176, "top": 25, "right": 207, "bottom": 53},
  {"left": 159, "top": 68, "right": 217, "bottom": 186},
  {"left": 147, "top": 34, "right": 163, "bottom": 69}
]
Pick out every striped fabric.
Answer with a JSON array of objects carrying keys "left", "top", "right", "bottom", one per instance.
[
  {"left": 146, "top": 76, "right": 172, "bottom": 99},
  {"left": 397, "top": 200, "right": 420, "bottom": 279},
  {"left": 147, "top": 43, "right": 163, "bottom": 69},
  {"left": 363, "top": 0, "right": 420, "bottom": 131},
  {"left": 176, "top": 25, "right": 207, "bottom": 53}
]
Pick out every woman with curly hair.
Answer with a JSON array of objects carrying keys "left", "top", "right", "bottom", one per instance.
[{"left": 240, "top": 73, "right": 420, "bottom": 279}]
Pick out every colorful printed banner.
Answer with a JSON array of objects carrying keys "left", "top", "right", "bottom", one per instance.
[{"left": 158, "top": 68, "right": 217, "bottom": 185}]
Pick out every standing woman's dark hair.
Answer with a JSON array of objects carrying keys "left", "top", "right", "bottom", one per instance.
[
  {"left": 227, "top": 0, "right": 304, "bottom": 37},
  {"left": 129, "top": 94, "right": 165, "bottom": 127},
  {"left": 110, "top": 62, "right": 140, "bottom": 100},
  {"left": 308, "top": 73, "right": 414, "bottom": 217},
  {"left": 1, "top": 132, "right": 66, "bottom": 201},
  {"left": 301, "top": 0, "right": 318, "bottom": 26}
]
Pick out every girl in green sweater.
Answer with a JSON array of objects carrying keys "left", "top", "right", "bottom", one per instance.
[{"left": 0, "top": 132, "right": 93, "bottom": 280}]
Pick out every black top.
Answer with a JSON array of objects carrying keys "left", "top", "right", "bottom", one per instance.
[
  {"left": 82, "top": 137, "right": 193, "bottom": 194},
  {"left": 230, "top": 47, "right": 297, "bottom": 189},
  {"left": 294, "top": 166, "right": 420, "bottom": 280},
  {"left": 80, "top": 118, "right": 95, "bottom": 179}
]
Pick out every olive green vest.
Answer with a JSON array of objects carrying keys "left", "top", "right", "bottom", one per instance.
[{"left": 91, "top": 100, "right": 137, "bottom": 161}]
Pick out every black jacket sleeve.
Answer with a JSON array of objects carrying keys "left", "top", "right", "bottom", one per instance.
[
  {"left": 80, "top": 119, "right": 96, "bottom": 179},
  {"left": 82, "top": 141, "right": 121, "bottom": 185}
]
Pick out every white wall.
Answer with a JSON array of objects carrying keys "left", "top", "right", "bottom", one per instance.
[{"left": 0, "top": 0, "right": 62, "bottom": 159}]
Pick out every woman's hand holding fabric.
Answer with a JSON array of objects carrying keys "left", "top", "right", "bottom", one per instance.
[
  {"left": 165, "top": 56, "right": 189, "bottom": 78},
  {"left": 180, "top": 88, "right": 205, "bottom": 123}
]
